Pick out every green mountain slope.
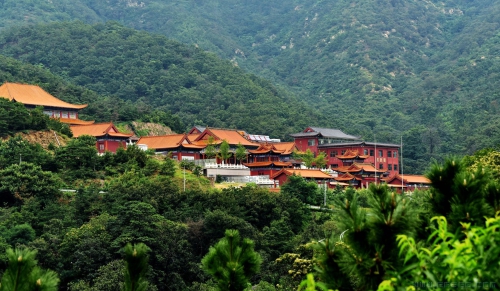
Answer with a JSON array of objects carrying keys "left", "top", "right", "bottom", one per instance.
[
  {"left": 1, "top": 1, "right": 500, "bottom": 172},
  {"left": 0, "top": 22, "right": 322, "bottom": 140}
]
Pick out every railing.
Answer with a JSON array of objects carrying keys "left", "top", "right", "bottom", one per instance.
[
  {"left": 204, "top": 163, "right": 249, "bottom": 169},
  {"left": 222, "top": 175, "right": 274, "bottom": 184}
]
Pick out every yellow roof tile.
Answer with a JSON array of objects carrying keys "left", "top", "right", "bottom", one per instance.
[{"left": 0, "top": 82, "right": 87, "bottom": 109}]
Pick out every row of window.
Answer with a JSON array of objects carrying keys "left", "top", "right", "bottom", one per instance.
[
  {"left": 43, "top": 110, "right": 78, "bottom": 119},
  {"left": 331, "top": 164, "right": 399, "bottom": 171},
  {"left": 329, "top": 149, "right": 398, "bottom": 157},
  {"left": 381, "top": 164, "right": 398, "bottom": 171}
]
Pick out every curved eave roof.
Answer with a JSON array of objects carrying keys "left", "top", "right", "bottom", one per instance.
[
  {"left": 290, "top": 127, "right": 360, "bottom": 140},
  {"left": 58, "top": 118, "right": 95, "bottom": 125},
  {"left": 0, "top": 82, "right": 88, "bottom": 109}
]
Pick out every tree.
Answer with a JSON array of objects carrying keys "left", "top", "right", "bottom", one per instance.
[
  {"left": 205, "top": 136, "right": 217, "bottom": 159},
  {"left": 0, "top": 247, "right": 59, "bottom": 291},
  {"left": 426, "top": 157, "right": 496, "bottom": 232},
  {"left": 235, "top": 143, "right": 247, "bottom": 164},
  {"left": 293, "top": 149, "right": 315, "bottom": 168},
  {"left": 280, "top": 174, "right": 321, "bottom": 205},
  {"left": 313, "top": 151, "right": 327, "bottom": 169},
  {"left": 201, "top": 229, "right": 262, "bottom": 291},
  {"left": 218, "top": 140, "right": 231, "bottom": 164},
  {"left": 123, "top": 243, "right": 151, "bottom": 291},
  {"left": 55, "top": 135, "right": 98, "bottom": 179},
  {"left": 0, "top": 162, "right": 61, "bottom": 206},
  {"left": 310, "top": 184, "right": 420, "bottom": 290},
  {"left": 387, "top": 214, "right": 500, "bottom": 289}
]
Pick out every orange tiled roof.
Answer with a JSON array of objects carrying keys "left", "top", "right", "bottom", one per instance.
[
  {"left": 271, "top": 169, "right": 333, "bottom": 179},
  {"left": 273, "top": 142, "right": 297, "bottom": 154},
  {"left": 0, "top": 82, "right": 87, "bottom": 109},
  {"left": 248, "top": 142, "right": 297, "bottom": 155},
  {"left": 337, "top": 149, "right": 369, "bottom": 160},
  {"left": 70, "top": 123, "right": 133, "bottom": 138},
  {"left": 385, "top": 174, "right": 431, "bottom": 185},
  {"left": 334, "top": 173, "right": 362, "bottom": 181},
  {"left": 186, "top": 133, "right": 201, "bottom": 142},
  {"left": 338, "top": 163, "right": 379, "bottom": 173},
  {"left": 58, "top": 118, "right": 95, "bottom": 125},
  {"left": 243, "top": 161, "right": 292, "bottom": 168},
  {"left": 137, "top": 134, "right": 188, "bottom": 150},
  {"left": 248, "top": 144, "right": 284, "bottom": 154},
  {"left": 195, "top": 128, "right": 258, "bottom": 147}
]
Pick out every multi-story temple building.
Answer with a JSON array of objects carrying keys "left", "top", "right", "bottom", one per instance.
[
  {"left": 0, "top": 82, "right": 93, "bottom": 125},
  {"left": 290, "top": 126, "right": 401, "bottom": 187}
]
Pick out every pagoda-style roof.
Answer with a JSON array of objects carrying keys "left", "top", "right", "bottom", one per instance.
[
  {"left": 194, "top": 127, "right": 258, "bottom": 147},
  {"left": 337, "top": 163, "right": 379, "bottom": 173},
  {"left": 243, "top": 161, "right": 293, "bottom": 168},
  {"left": 70, "top": 122, "right": 133, "bottom": 138},
  {"left": 271, "top": 168, "right": 333, "bottom": 179},
  {"left": 384, "top": 174, "right": 431, "bottom": 185},
  {"left": 319, "top": 141, "right": 400, "bottom": 149},
  {"left": 334, "top": 172, "right": 363, "bottom": 182},
  {"left": 137, "top": 134, "right": 204, "bottom": 150},
  {"left": 0, "top": 82, "right": 88, "bottom": 109},
  {"left": 290, "top": 126, "right": 360, "bottom": 140},
  {"left": 272, "top": 142, "right": 297, "bottom": 154},
  {"left": 248, "top": 142, "right": 297, "bottom": 155},
  {"left": 336, "top": 149, "right": 369, "bottom": 160}
]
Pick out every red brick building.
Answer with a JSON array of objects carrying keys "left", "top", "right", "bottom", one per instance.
[
  {"left": 70, "top": 122, "right": 133, "bottom": 153},
  {"left": 290, "top": 127, "right": 400, "bottom": 174}
]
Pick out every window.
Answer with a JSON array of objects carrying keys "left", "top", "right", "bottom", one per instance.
[
  {"left": 393, "top": 151, "right": 398, "bottom": 158},
  {"left": 341, "top": 150, "right": 346, "bottom": 155},
  {"left": 388, "top": 164, "right": 392, "bottom": 170},
  {"left": 99, "top": 144, "right": 104, "bottom": 151},
  {"left": 330, "top": 151, "right": 337, "bottom": 157},
  {"left": 387, "top": 151, "right": 391, "bottom": 157},
  {"left": 308, "top": 139, "right": 315, "bottom": 146},
  {"left": 394, "top": 164, "right": 398, "bottom": 171},
  {"left": 331, "top": 164, "right": 339, "bottom": 168},
  {"left": 379, "top": 164, "right": 384, "bottom": 170},
  {"left": 378, "top": 150, "right": 383, "bottom": 157},
  {"left": 364, "top": 149, "right": 368, "bottom": 155},
  {"left": 370, "top": 149, "right": 374, "bottom": 156}
]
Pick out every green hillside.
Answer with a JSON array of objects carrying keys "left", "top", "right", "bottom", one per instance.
[
  {"left": 0, "top": 2, "right": 500, "bottom": 172},
  {"left": 0, "top": 22, "right": 323, "bottom": 140}
]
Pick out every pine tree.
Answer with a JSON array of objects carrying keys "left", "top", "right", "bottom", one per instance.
[
  {"left": 426, "top": 157, "right": 496, "bottom": 231},
  {"left": 123, "top": 243, "right": 151, "bottom": 291},
  {"left": 0, "top": 248, "right": 59, "bottom": 291},
  {"left": 201, "top": 229, "right": 262, "bottom": 291},
  {"left": 311, "top": 184, "right": 420, "bottom": 290}
]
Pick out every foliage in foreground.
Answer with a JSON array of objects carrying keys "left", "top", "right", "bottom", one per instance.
[
  {"left": 391, "top": 214, "right": 500, "bottom": 289},
  {"left": 202, "top": 229, "right": 262, "bottom": 291},
  {"left": 0, "top": 248, "right": 59, "bottom": 291}
]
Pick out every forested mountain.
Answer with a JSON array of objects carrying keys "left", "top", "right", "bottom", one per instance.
[
  {"left": 1, "top": 1, "right": 500, "bottom": 172},
  {"left": 0, "top": 22, "right": 323, "bottom": 140}
]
